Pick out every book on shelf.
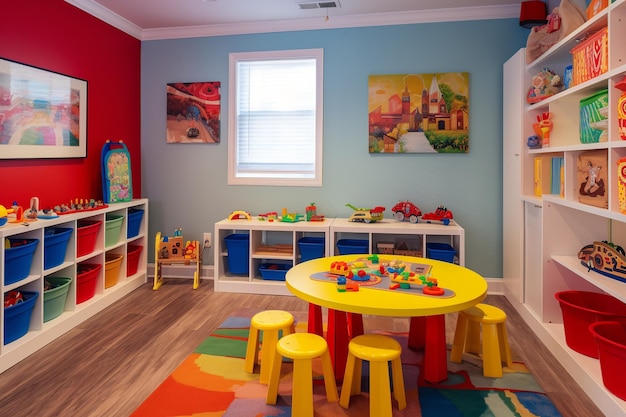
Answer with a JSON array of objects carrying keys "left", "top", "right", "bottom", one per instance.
[{"left": 551, "top": 156, "right": 564, "bottom": 196}]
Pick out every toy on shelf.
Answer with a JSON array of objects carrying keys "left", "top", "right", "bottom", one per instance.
[
  {"left": 391, "top": 201, "right": 422, "bottom": 223},
  {"left": 533, "top": 112, "right": 553, "bottom": 148},
  {"left": 258, "top": 212, "right": 278, "bottom": 221},
  {"left": 618, "top": 157, "right": 626, "bottom": 214},
  {"left": 154, "top": 229, "right": 202, "bottom": 290},
  {"left": 53, "top": 198, "right": 107, "bottom": 215},
  {"left": 421, "top": 206, "right": 453, "bottom": 225},
  {"left": 579, "top": 241, "right": 626, "bottom": 283},
  {"left": 228, "top": 210, "right": 251, "bottom": 220},
  {"left": 346, "top": 203, "right": 385, "bottom": 223},
  {"left": 0, "top": 205, "right": 8, "bottom": 226},
  {"left": 305, "top": 203, "right": 325, "bottom": 221},
  {"left": 280, "top": 208, "right": 304, "bottom": 223}
]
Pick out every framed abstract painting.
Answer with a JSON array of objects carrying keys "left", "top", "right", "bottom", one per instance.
[
  {"left": 166, "top": 82, "right": 221, "bottom": 143},
  {"left": 0, "top": 58, "right": 87, "bottom": 159}
]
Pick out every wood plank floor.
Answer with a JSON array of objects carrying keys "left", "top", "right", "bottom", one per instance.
[{"left": 0, "top": 280, "right": 605, "bottom": 416}]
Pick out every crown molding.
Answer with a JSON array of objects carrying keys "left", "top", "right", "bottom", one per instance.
[{"left": 66, "top": 1, "right": 519, "bottom": 41}]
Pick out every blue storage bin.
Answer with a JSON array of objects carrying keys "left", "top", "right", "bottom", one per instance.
[
  {"left": 127, "top": 209, "right": 144, "bottom": 238},
  {"left": 44, "top": 227, "right": 73, "bottom": 270},
  {"left": 298, "top": 237, "right": 325, "bottom": 262},
  {"left": 259, "top": 263, "right": 292, "bottom": 281},
  {"left": 4, "top": 291, "right": 39, "bottom": 344},
  {"left": 224, "top": 234, "right": 249, "bottom": 274},
  {"left": 4, "top": 239, "right": 39, "bottom": 285},
  {"left": 426, "top": 242, "right": 456, "bottom": 263},
  {"left": 336, "top": 239, "right": 369, "bottom": 255}
]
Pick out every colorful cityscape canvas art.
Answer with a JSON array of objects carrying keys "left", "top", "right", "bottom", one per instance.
[{"left": 368, "top": 72, "right": 469, "bottom": 153}]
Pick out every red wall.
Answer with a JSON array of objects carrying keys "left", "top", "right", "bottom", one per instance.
[{"left": 0, "top": 0, "right": 141, "bottom": 210}]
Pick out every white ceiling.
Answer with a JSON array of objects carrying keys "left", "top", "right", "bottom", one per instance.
[{"left": 65, "top": 0, "right": 525, "bottom": 40}]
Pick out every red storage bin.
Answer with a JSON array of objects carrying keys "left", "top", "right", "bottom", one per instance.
[
  {"left": 77, "top": 220, "right": 101, "bottom": 257},
  {"left": 77, "top": 263, "right": 101, "bottom": 304},
  {"left": 555, "top": 291, "right": 626, "bottom": 358},
  {"left": 589, "top": 321, "right": 626, "bottom": 401},
  {"left": 126, "top": 245, "right": 143, "bottom": 276}
]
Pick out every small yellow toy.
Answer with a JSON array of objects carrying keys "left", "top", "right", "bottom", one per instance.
[{"left": 153, "top": 229, "right": 202, "bottom": 290}]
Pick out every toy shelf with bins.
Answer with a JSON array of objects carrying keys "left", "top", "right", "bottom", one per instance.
[
  {"left": 214, "top": 218, "right": 330, "bottom": 295},
  {"left": 503, "top": 1, "right": 626, "bottom": 414},
  {"left": 214, "top": 217, "right": 464, "bottom": 296},
  {"left": 329, "top": 218, "right": 465, "bottom": 266},
  {"left": 0, "top": 199, "right": 148, "bottom": 374}
]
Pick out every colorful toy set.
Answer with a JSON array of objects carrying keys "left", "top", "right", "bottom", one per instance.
[
  {"left": 313, "top": 256, "right": 453, "bottom": 297},
  {"left": 153, "top": 228, "right": 202, "bottom": 290},
  {"left": 391, "top": 201, "right": 453, "bottom": 225},
  {"left": 579, "top": 240, "right": 626, "bottom": 284},
  {"left": 230, "top": 204, "right": 326, "bottom": 223}
]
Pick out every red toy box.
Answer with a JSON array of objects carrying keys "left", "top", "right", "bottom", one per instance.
[
  {"left": 77, "top": 220, "right": 101, "bottom": 257},
  {"left": 571, "top": 27, "right": 608, "bottom": 86}
]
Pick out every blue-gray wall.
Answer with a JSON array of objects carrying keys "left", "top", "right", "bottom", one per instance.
[{"left": 141, "top": 19, "right": 528, "bottom": 278}]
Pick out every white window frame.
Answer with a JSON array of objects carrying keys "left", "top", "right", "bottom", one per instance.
[{"left": 228, "top": 49, "right": 324, "bottom": 186}]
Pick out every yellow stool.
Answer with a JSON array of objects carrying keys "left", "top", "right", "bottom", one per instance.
[
  {"left": 339, "top": 334, "right": 407, "bottom": 417},
  {"left": 450, "top": 303, "right": 513, "bottom": 378},
  {"left": 266, "top": 332, "right": 338, "bottom": 417},
  {"left": 244, "top": 310, "right": 295, "bottom": 384}
]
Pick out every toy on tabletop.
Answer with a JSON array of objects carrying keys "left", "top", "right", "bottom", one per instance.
[
  {"left": 330, "top": 261, "right": 353, "bottom": 278},
  {"left": 337, "top": 276, "right": 347, "bottom": 292},
  {"left": 228, "top": 210, "right": 251, "bottom": 220},
  {"left": 420, "top": 206, "right": 453, "bottom": 225},
  {"left": 533, "top": 112, "right": 553, "bottom": 148},
  {"left": 578, "top": 241, "right": 626, "bottom": 283},
  {"left": 391, "top": 201, "right": 422, "bottom": 223},
  {"left": 346, "top": 203, "right": 385, "bottom": 223},
  {"left": 153, "top": 229, "right": 202, "bottom": 290},
  {"left": 305, "top": 202, "right": 325, "bottom": 221}
]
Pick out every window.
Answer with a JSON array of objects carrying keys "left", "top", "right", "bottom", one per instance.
[{"left": 228, "top": 49, "right": 323, "bottom": 186}]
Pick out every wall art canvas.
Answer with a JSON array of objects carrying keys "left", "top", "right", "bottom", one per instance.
[
  {"left": 368, "top": 72, "right": 469, "bottom": 153},
  {"left": 0, "top": 58, "right": 87, "bottom": 159},
  {"left": 166, "top": 82, "right": 220, "bottom": 143}
]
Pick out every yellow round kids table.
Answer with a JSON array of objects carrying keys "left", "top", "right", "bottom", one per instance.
[{"left": 285, "top": 254, "right": 488, "bottom": 383}]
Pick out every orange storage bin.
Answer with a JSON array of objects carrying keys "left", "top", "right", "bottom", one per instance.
[
  {"left": 105, "top": 253, "right": 123, "bottom": 288},
  {"left": 571, "top": 28, "right": 608, "bottom": 86},
  {"left": 126, "top": 245, "right": 143, "bottom": 276},
  {"left": 77, "top": 263, "right": 101, "bottom": 304}
]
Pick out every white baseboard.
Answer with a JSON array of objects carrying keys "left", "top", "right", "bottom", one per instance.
[{"left": 147, "top": 263, "right": 504, "bottom": 295}]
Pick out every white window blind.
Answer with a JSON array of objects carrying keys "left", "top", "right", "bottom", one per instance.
[{"left": 228, "top": 49, "right": 323, "bottom": 186}]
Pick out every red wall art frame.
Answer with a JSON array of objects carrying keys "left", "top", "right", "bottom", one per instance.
[
  {"left": 368, "top": 72, "right": 469, "bottom": 153},
  {"left": 166, "top": 82, "right": 221, "bottom": 143},
  {"left": 0, "top": 57, "right": 87, "bottom": 159}
]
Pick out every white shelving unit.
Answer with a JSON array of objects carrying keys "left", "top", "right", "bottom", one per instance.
[
  {"left": 0, "top": 199, "right": 148, "bottom": 374},
  {"left": 214, "top": 218, "right": 331, "bottom": 295},
  {"left": 503, "top": 2, "right": 626, "bottom": 415},
  {"left": 214, "top": 217, "right": 464, "bottom": 295},
  {"left": 329, "top": 217, "right": 465, "bottom": 266}
]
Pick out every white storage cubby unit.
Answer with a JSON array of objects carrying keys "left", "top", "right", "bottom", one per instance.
[
  {"left": 214, "top": 218, "right": 330, "bottom": 295},
  {"left": 329, "top": 218, "right": 465, "bottom": 266},
  {"left": 0, "top": 199, "right": 148, "bottom": 373},
  {"left": 503, "top": 2, "right": 626, "bottom": 414},
  {"left": 214, "top": 217, "right": 464, "bottom": 295}
]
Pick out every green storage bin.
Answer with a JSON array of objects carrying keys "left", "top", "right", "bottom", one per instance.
[
  {"left": 44, "top": 277, "right": 72, "bottom": 322},
  {"left": 580, "top": 89, "right": 608, "bottom": 143},
  {"left": 105, "top": 214, "right": 124, "bottom": 247}
]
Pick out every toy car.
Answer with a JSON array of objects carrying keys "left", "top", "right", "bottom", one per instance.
[
  {"left": 422, "top": 206, "right": 453, "bottom": 225},
  {"left": 346, "top": 203, "right": 385, "bottom": 223},
  {"left": 391, "top": 201, "right": 422, "bottom": 223}
]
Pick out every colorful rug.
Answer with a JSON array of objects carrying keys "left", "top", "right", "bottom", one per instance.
[{"left": 131, "top": 312, "right": 563, "bottom": 417}]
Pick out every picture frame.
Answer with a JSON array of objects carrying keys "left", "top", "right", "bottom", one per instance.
[
  {"left": 368, "top": 72, "right": 469, "bottom": 153},
  {"left": 166, "top": 82, "right": 221, "bottom": 143},
  {"left": 0, "top": 58, "right": 88, "bottom": 159}
]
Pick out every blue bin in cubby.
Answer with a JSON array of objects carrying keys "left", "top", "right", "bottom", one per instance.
[
  {"left": 44, "top": 228, "right": 73, "bottom": 270},
  {"left": 4, "top": 239, "right": 39, "bottom": 285},
  {"left": 259, "top": 263, "right": 292, "bottom": 281},
  {"left": 426, "top": 242, "right": 456, "bottom": 263},
  {"left": 337, "top": 239, "right": 369, "bottom": 255},
  {"left": 298, "top": 237, "right": 325, "bottom": 262},
  {"left": 224, "top": 234, "right": 249, "bottom": 274},
  {"left": 4, "top": 291, "right": 39, "bottom": 344},
  {"left": 127, "top": 209, "right": 144, "bottom": 239}
]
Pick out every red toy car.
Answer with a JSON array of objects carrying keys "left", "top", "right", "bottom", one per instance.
[
  {"left": 391, "top": 201, "right": 422, "bottom": 223},
  {"left": 422, "top": 206, "right": 453, "bottom": 225}
]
